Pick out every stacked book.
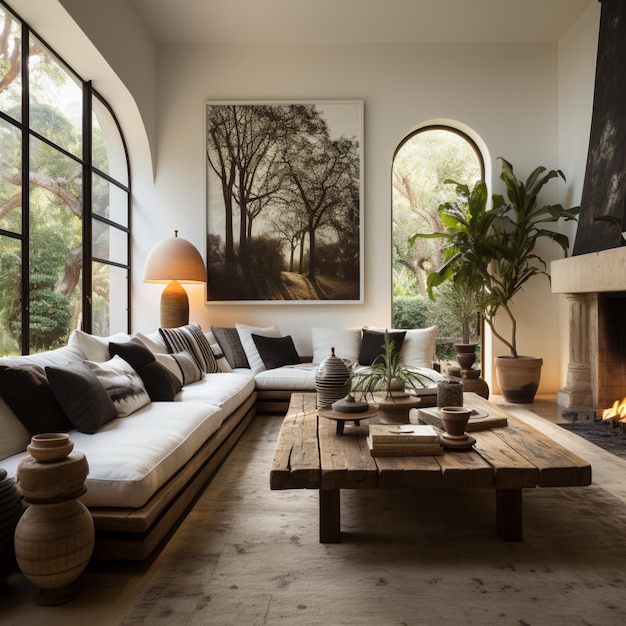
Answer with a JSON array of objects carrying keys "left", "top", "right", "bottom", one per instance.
[{"left": 367, "top": 424, "right": 444, "bottom": 457}]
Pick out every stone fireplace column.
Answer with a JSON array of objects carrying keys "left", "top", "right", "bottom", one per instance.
[{"left": 557, "top": 293, "right": 597, "bottom": 411}]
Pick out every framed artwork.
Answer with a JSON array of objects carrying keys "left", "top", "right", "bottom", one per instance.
[{"left": 205, "top": 100, "right": 363, "bottom": 303}]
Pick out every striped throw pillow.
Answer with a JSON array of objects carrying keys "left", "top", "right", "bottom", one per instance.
[{"left": 159, "top": 324, "right": 218, "bottom": 374}]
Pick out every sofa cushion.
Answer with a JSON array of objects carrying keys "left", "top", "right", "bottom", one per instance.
[
  {"left": 174, "top": 372, "right": 255, "bottom": 417},
  {"left": 358, "top": 329, "right": 406, "bottom": 366},
  {"left": 235, "top": 323, "right": 282, "bottom": 374},
  {"left": 171, "top": 351, "right": 204, "bottom": 385},
  {"left": 46, "top": 361, "right": 118, "bottom": 434},
  {"left": 84, "top": 355, "right": 151, "bottom": 417},
  {"left": 365, "top": 326, "right": 437, "bottom": 370},
  {"left": 0, "top": 364, "right": 73, "bottom": 434},
  {"left": 211, "top": 326, "right": 250, "bottom": 369},
  {"left": 311, "top": 327, "right": 361, "bottom": 365},
  {"left": 252, "top": 334, "right": 301, "bottom": 370},
  {"left": 68, "top": 329, "right": 131, "bottom": 362},
  {"left": 254, "top": 364, "right": 318, "bottom": 391},
  {"left": 0, "top": 401, "right": 226, "bottom": 509},
  {"left": 210, "top": 343, "right": 233, "bottom": 372},
  {"left": 110, "top": 338, "right": 182, "bottom": 401},
  {"left": 159, "top": 324, "right": 218, "bottom": 374},
  {"left": 133, "top": 331, "right": 168, "bottom": 354},
  {"left": 0, "top": 394, "right": 30, "bottom": 459}
]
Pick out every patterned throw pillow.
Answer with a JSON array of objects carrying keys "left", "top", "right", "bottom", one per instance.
[
  {"left": 84, "top": 355, "right": 151, "bottom": 417},
  {"left": 159, "top": 324, "right": 218, "bottom": 374},
  {"left": 110, "top": 338, "right": 182, "bottom": 401},
  {"left": 170, "top": 351, "right": 204, "bottom": 385}
]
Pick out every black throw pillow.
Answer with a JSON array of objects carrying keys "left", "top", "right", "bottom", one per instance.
[
  {"left": 0, "top": 364, "right": 73, "bottom": 434},
  {"left": 46, "top": 362, "right": 117, "bottom": 434},
  {"left": 358, "top": 329, "right": 407, "bottom": 366},
  {"left": 110, "top": 338, "right": 182, "bottom": 401},
  {"left": 251, "top": 334, "right": 301, "bottom": 370}
]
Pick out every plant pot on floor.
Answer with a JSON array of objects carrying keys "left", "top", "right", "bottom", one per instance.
[{"left": 495, "top": 356, "right": 543, "bottom": 403}]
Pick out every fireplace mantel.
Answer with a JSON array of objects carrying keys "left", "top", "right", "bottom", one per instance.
[
  {"left": 552, "top": 247, "right": 626, "bottom": 294},
  {"left": 551, "top": 247, "right": 626, "bottom": 413}
]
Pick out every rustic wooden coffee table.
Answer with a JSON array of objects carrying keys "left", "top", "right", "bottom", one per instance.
[{"left": 270, "top": 393, "right": 591, "bottom": 543}]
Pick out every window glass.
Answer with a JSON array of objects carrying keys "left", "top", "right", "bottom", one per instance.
[
  {"left": 93, "top": 220, "right": 128, "bottom": 266},
  {"left": 0, "top": 234, "right": 22, "bottom": 355},
  {"left": 29, "top": 35, "right": 82, "bottom": 158},
  {"left": 29, "top": 135, "right": 82, "bottom": 350},
  {"left": 0, "top": 118, "right": 21, "bottom": 233},
  {"left": 0, "top": 6, "right": 22, "bottom": 122},
  {"left": 93, "top": 173, "right": 129, "bottom": 227},
  {"left": 392, "top": 127, "right": 483, "bottom": 364},
  {"left": 92, "top": 261, "right": 128, "bottom": 337},
  {"left": 92, "top": 96, "right": 128, "bottom": 185}
]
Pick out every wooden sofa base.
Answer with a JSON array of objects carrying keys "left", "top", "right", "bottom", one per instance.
[{"left": 90, "top": 392, "right": 257, "bottom": 560}]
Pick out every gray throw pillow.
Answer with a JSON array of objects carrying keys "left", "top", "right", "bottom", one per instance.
[
  {"left": 211, "top": 326, "right": 250, "bottom": 369},
  {"left": 46, "top": 362, "right": 117, "bottom": 434},
  {"left": 171, "top": 351, "right": 204, "bottom": 385}
]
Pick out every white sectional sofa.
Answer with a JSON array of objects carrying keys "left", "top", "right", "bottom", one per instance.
[{"left": 0, "top": 323, "right": 442, "bottom": 561}]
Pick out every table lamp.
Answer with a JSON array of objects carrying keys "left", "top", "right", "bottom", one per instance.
[{"left": 143, "top": 231, "right": 206, "bottom": 328}]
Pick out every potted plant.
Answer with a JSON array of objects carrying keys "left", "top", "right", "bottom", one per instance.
[
  {"left": 410, "top": 157, "right": 579, "bottom": 403},
  {"left": 350, "top": 331, "right": 436, "bottom": 422}
]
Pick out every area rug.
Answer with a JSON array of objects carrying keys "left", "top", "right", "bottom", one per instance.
[
  {"left": 559, "top": 419, "right": 626, "bottom": 459},
  {"left": 121, "top": 416, "right": 626, "bottom": 626}
]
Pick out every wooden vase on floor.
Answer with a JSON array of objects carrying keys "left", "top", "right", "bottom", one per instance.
[{"left": 14, "top": 434, "right": 94, "bottom": 605}]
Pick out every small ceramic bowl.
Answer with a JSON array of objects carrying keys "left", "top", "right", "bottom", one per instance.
[{"left": 27, "top": 433, "right": 74, "bottom": 463}]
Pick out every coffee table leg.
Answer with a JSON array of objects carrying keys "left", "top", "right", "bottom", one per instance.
[
  {"left": 496, "top": 488, "right": 523, "bottom": 541},
  {"left": 319, "top": 489, "right": 341, "bottom": 543}
]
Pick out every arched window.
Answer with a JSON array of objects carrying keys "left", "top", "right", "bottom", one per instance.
[
  {"left": 392, "top": 125, "right": 484, "bottom": 363},
  {"left": 0, "top": 2, "right": 130, "bottom": 355}
]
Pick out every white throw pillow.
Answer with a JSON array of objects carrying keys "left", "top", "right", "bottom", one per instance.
[
  {"left": 84, "top": 355, "right": 150, "bottom": 417},
  {"left": 235, "top": 323, "right": 281, "bottom": 374},
  {"left": 133, "top": 331, "right": 168, "bottom": 354},
  {"left": 69, "top": 329, "right": 131, "bottom": 362},
  {"left": 311, "top": 327, "right": 361, "bottom": 364},
  {"left": 365, "top": 326, "right": 437, "bottom": 369}
]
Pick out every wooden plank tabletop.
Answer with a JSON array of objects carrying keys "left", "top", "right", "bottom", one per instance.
[{"left": 270, "top": 392, "right": 592, "bottom": 491}]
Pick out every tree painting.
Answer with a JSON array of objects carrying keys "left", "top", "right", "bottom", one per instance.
[{"left": 205, "top": 102, "right": 362, "bottom": 302}]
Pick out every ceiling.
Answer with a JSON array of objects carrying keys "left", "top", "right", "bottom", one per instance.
[{"left": 129, "top": 0, "right": 596, "bottom": 45}]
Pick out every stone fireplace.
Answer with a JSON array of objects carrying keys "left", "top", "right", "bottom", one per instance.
[
  {"left": 551, "top": 247, "right": 626, "bottom": 413},
  {"left": 550, "top": 0, "right": 626, "bottom": 416}
]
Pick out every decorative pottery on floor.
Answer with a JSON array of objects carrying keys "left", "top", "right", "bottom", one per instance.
[
  {"left": 437, "top": 379, "right": 464, "bottom": 408},
  {"left": 0, "top": 468, "right": 23, "bottom": 579},
  {"left": 14, "top": 434, "right": 94, "bottom": 605},
  {"left": 495, "top": 356, "right": 543, "bottom": 403},
  {"left": 315, "top": 348, "right": 351, "bottom": 409}
]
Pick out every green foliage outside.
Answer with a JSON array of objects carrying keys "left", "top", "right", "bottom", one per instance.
[{"left": 392, "top": 128, "right": 483, "bottom": 363}]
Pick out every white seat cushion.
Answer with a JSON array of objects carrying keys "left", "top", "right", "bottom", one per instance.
[
  {"left": 1, "top": 401, "right": 224, "bottom": 509},
  {"left": 254, "top": 364, "right": 318, "bottom": 391},
  {"left": 174, "top": 372, "right": 255, "bottom": 416}
]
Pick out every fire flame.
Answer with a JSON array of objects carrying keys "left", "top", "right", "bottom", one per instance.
[{"left": 602, "top": 397, "right": 626, "bottom": 422}]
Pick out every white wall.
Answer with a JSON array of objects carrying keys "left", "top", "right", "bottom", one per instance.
[
  {"left": 11, "top": 2, "right": 600, "bottom": 394},
  {"left": 555, "top": 2, "right": 601, "bottom": 389},
  {"left": 135, "top": 41, "right": 575, "bottom": 391}
]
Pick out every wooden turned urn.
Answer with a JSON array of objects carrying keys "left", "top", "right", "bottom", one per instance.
[
  {"left": 14, "top": 433, "right": 94, "bottom": 606},
  {"left": 315, "top": 347, "right": 352, "bottom": 409}
]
